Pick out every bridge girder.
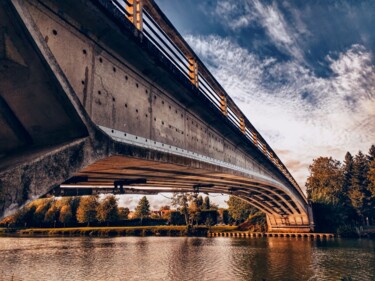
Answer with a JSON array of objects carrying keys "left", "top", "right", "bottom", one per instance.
[{"left": 0, "top": 0, "right": 314, "bottom": 232}]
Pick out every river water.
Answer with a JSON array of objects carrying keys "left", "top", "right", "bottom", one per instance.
[{"left": 0, "top": 236, "right": 374, "bottom": 281}]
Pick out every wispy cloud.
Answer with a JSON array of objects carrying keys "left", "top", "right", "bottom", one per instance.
[
  {"left": 202, "top": 0, "right": 256, "bottom": 31},
  {"left": 185, "top": 35, "right": 375, "bottom": 188},
  {"left": 203, "top": 0, "right": 308, "bottom": 61}
]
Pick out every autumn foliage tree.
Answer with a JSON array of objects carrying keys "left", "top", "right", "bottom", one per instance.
[
  {"left": 59, "top": 205, "right": 73, "bottom": 227},
  {"left": 118, "top": 207, "right": 130, "bottom": 220},
  {"left": 96, "top": 195, "right": 119, "bottom": 225},
  {"left": 76, "top": 196, "right": 99, "bottom": 226}
]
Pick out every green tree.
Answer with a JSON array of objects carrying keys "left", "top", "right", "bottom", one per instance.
[
  {"left": 196, "top": 195, "right": 203, "bottom": 208},
  {"left": 367, "top": 145, "right": 375, "bottom": 197},
  {"left": 306, "top": 157, "right": 343, "bottom": 204},
  {"left": 226, "top": 196, "right": 257, "bottom": 224},
  {"left": 59, "top": 205, "right": 73, "bottom": 227},
  {"left": 96, "top": 195, "right": 119, "bottom": 225},
  {"left": 171, "top": 193, "right": 191, "bottom": 227},
  {"left": 306, "top": 157, "right": 347, "bottom": 231},
  {"left": 349, "top": 151, "right": 371, "bottom": 222},
  {"left": 188, "top": 194, "right": 202, "bottom": 225},
  {"left": 366, "top": 145, "right": 375, "bottom": 224},
  {"left": 76, "top": 195, "right": 99, "bottom": 226},
  {"left": 342, "top": 152, "right": 354, "bottom": 195},
  {"left": 368, "top": 145, "right": 375, "bottom": 163},
  {"left": 368, "top": 156, "right": 375, "bottom": 198},
  {"left": 168, "top": 211, "right": 185, "bottom": 225},
  {"left": 340, "top": 152, "right": 357, "bottom": 222},
  {"left": 218, "top": 208, "right": 230, "bottom": 225},
  {"left": 134, "top": 196, "right": 150, "bottom": 223},
  {"left": 203, "top": 196, "right": 210, "bottom": 210}
]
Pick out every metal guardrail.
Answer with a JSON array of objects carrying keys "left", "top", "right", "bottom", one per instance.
[{"left": 109, "top": 0, "right": 302, "bottom": 194}]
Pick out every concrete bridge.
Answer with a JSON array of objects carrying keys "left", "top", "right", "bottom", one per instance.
[{"left": 0, "top": 0, "right": 314, "bottom": 232}]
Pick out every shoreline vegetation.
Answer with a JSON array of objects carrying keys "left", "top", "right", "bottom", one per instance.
[
  {"left": 0, "top": 193, "right": 267, "bottom": 238},
  {"left": 306, "top": 144, "right": 375, "bottom": 237},
  {"left": 1, "top": 225, "right": 373, "bottom": 239},
  {"left": 0, "top": 225, "right": 239, "bottom": 237}
]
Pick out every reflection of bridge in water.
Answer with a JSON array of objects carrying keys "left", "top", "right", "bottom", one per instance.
[{"left": 0, "top": 0, "right": 314, "bottom": 232}]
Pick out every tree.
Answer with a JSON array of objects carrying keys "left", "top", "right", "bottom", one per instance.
[
  {"left": 367, "top": 145, "right": 375, "bottom": 198},
  {"left": 349, "top": 151, "right": 371, "bottom": 222},
  {"left": 218, "top": 208, "right": 230, "bottom": 224},
  {"left": 368, "top": 158, "right": 375, "bottom": 197},
  {"left": 168, "top": 211, "right": 185, "bottom": 225},
  {"left": 203, "top": 196, "right": 210, "bottom": 210},
  {"left": 59, "top": 205, "right": 73, "bottom": 227},
  {"left": 171, "top": 193, "right": 191, "bottom": 227},
  {"left": 368, "top": 145, "right": 375, "bottom": 162},
  {"left": 196, "top": 196, "right": 203, "bottom": 209},
  {"left": 118, "top": 207, "right": 130, "bottom": 220},
  {"left": 200, "top": 210, "right": 218, "bottom": 225},
  {"left": 134, "top": 196, "right": 150, "bottom": 223},
  {"left": 342, "top": 152, "right": 354, "bottom": 195},
  {"left": 340, "top": 152, "right": 357, "bottom": 222},
  {"left": 76, "top": 195, "right": 99, "bottom": 226},
  {"left": 188, "top": 194, "right": 202, "bottom": 225},
  {"left": 96, "top": 195, "right": 119, "bottom": 225},
  {"left": 306, "top": 157, "right": 343, "bottom": 204},
  {"left": 305, "top": 157, "right": 347, "bottom": 231},
  {"left": 226, "top": 196, "right": 257, "bottom": 223},
  {"left": 13, "top": 204, "right": 36, "bottom": 227},
  {"left": 33, "top": 199, "right": 52, "bottom": 227},
  {"left": 365, "top": 145, "right": 375, "bottom": 224},
  {"left": 44, "top": 204, "right": 59, "bottom": 227}
]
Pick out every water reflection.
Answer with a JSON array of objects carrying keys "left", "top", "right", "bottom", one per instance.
[{"left": 0, "top": 237, "right": 373, "bottom": 281}]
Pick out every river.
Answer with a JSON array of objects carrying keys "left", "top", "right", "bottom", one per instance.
[{"left": 0, "top": 236, "right": 374, "bottom": 281}]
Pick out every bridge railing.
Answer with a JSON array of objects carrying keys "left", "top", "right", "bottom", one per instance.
[{"left": 109, "top": 0, "right": 302, "bottom": 194}]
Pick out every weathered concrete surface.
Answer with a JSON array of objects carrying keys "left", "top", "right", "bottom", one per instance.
[{"left": 0, "top": 0, "right": 314, "bottom": 231}]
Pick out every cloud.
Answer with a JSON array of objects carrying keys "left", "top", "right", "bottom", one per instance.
[
  {"left": 204, "top": 0, "right": 309, "bottom": 61},
  {"left": 185, "top": 35, "right": 375, "bottom": 189},
  {"left": 202, "top": 0, "right": 256, "bottom": 31}
]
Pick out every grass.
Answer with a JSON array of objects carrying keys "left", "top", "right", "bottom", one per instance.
[
  {"left": 208, "top": 225, "right": 239, "bottom": 232},
  {"left": 18, "top": 225, "right": 193, "bottom": 237}
]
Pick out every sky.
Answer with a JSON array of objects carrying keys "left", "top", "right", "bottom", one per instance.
[{"left": 119, "top": 0, "right": 375, "bottom": 210}]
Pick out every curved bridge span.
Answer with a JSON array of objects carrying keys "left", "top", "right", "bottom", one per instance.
[{"left": 0, "top": 0, "right": 314, "bottom": 231}]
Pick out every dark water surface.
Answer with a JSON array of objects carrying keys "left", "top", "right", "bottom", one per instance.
[{"left": 0, "top": 236, "right": 374, "bottom": 281}]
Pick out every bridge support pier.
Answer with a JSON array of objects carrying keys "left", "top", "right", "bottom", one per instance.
[{"left": 0, "top": 138, "right": 96, "bottom": 216}]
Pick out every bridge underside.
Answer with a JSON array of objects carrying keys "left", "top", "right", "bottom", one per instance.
[
  {"left": 0, "top": 0, "right": 313, "bottom": 232},
  {"left": 54, "top": 155, "right": 311, "bottom": 232}
]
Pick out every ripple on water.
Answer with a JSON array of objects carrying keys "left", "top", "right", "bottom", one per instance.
[{"left": 0, "top": 237, "right": 374, "bottom": 281}]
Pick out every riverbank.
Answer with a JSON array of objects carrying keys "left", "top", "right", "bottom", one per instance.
[
  {"left": 0, "top": 225, "right": 237, "bottom": 237},
  {"left": 2, "top": 226, "right": 373, "bottom": 239}
]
